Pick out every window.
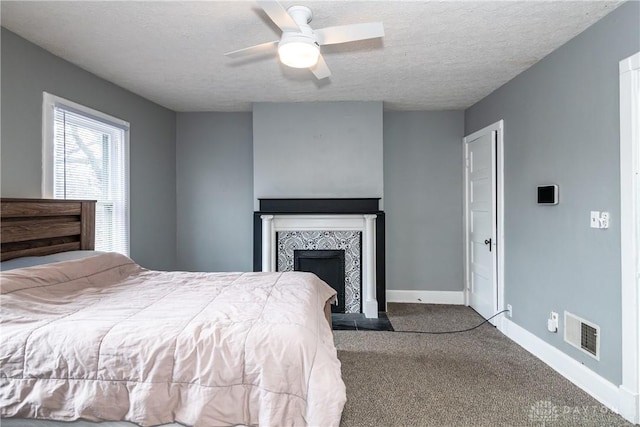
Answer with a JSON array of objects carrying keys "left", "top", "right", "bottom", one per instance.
[{"left": 42, "top": 93, "right": 130, "bottom": 255}]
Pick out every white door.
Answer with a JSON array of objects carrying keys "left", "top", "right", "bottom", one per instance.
[{"left": 465, "top": 130, "right": 497, "bottom": 321}]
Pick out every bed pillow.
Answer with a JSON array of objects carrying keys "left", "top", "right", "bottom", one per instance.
[
  {"left": 45, "top": 250, "right": 105, "bottom": 262},
  {"left": 1, "top": 251, "right": 104, "bottom": 271}
]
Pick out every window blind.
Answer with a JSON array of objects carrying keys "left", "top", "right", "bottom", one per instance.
[{"left": 52, "top": 106, "right": 129, "bottom": 255}]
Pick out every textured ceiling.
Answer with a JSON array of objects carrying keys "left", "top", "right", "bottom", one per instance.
[{"left": 0, "top": 1, "right": 623, "bottom": 112}]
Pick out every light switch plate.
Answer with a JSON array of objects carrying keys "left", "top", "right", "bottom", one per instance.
[{"left": 590, "top": 211, "right": 601, "bottom": 228}]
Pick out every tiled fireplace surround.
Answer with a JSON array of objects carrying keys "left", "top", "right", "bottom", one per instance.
[{"left": 253, "top": 199, "right": 385, "bottom": 318}]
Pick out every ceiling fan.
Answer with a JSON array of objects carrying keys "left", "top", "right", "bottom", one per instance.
[{"left": 225, "top": 0, "right": 385, "bottom": 80}]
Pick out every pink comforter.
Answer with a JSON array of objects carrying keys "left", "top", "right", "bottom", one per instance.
[{"left": 0, "top": 253, "right": 345, "bottom": 426}]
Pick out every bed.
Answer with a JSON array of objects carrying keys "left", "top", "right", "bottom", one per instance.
[{"left": 0, "top": 198, "right": 346, "bottom": 427}]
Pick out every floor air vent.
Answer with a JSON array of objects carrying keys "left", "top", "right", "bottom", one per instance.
[{"left": 564, "top": 311, "right": 600, "bottom": 360}]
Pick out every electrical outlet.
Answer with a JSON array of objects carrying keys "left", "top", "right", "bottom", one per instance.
[
  {"left": 600, "top": 212, "right": 610, "bottom": 229},
  {"left": 507, "top": 304, "right": 512, "bottom": 318}
]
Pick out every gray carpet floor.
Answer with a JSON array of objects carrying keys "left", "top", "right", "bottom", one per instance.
[{"left": 334, "top": 303, "right": 632, "bottom": 427}]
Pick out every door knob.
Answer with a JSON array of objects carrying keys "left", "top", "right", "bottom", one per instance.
[{"left": 484, "top": 238, "right": 492, "bottom": 252}]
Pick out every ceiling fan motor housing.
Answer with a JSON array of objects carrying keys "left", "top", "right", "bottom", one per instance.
[
  {"left": 280, "top": 5, "right": 317, "bottom": 46},
  {"left": 279, "top": 31, "right": 317, "bottom": 48}
]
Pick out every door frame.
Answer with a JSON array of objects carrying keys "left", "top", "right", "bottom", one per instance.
[
  {"left": 463, "top": 120, "right": 505, "bottom": 329},
  {"left": 619, "top": 51, "right": 640, "bottom": 424}
]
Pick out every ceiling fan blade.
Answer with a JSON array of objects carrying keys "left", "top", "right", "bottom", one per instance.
[
  {"left": 257, "top": 0, "right": 300, "bottom": 32},
  {"left": 311, "top": 54, "right": 331, "bottom": 80},
  {"left": 315, "top": 22, "right": 385, "bottom": 46},
  {"left": 224, "top": 41, "right": 279, "bottom": 58}
]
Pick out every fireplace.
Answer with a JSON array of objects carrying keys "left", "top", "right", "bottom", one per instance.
[{"left": 253, "top": 198, "right": 385, "bottom": 318}]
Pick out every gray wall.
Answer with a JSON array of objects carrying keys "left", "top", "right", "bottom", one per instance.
[
  {"left": 1, "top": 28, "right": 177, "bottom": 270},
  {"left": 465, "top": 1, "right": 640, "bottom": 385},
  {"left": 253, "top": 102, "right": 384, "bottom": 209},
  {"left": 176, "top": 107, "right": 467, "bottom": 290},
  {"left": 176, "top": 113, "right": 254, "bottom": 272},
  {"left": 384, "top": 111, "right": 465, "bottom": 292}
]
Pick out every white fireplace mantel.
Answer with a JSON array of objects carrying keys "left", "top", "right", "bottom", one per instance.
[{"left": 261, "top": 214, "right": 378, "bottom": 318}]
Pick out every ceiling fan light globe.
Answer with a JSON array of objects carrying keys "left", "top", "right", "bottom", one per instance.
[{"left": 278, "top": 41, "right": 319, "bottom": 68}]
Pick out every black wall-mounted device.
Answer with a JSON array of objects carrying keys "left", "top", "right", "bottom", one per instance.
[{"left": 537, "top": 185, "right": 559, "bottom": 205}]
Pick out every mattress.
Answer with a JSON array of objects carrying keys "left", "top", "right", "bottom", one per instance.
[{"left": 0, "top": 253, "right": 345, "bottom": 426}]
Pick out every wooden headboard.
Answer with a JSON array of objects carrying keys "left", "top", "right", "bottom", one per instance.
[{"left": 1, "top": 198, "right": 96, "bottom": 261}]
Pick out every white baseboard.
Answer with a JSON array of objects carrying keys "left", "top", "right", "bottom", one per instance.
[
  {"left": 619, "top": 385, "right": 640, "bottom": 424},
  {"left": 501, "top": 318, "right": 624, "bottom": 419},
  {"left": 386, "top": 289, "right": 464, "bottom": 305}
]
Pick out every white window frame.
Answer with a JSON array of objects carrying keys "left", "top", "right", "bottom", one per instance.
[{"left": 42, "top": 92, "right": 131, "bottom": 255}]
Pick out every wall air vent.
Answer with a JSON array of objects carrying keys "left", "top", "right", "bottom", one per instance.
[{"left": 564, "top": 311, "right": 600, "bottom": 360}]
